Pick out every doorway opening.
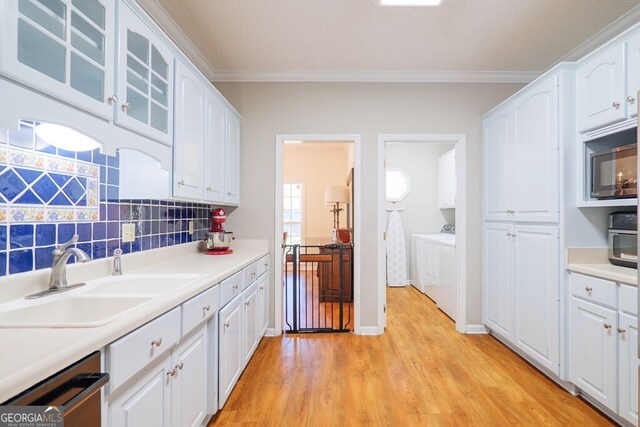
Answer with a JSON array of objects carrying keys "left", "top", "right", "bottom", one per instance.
[
  {"left": 275, "top": 135, "right": 361, "bottom": 334},
  {"left": 377, "top": 134, "right": 467, "bottom": 333}
]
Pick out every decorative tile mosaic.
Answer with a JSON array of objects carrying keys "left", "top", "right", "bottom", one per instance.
[{"left": 0, "top": 121, "right": 213, "bottom": 277}]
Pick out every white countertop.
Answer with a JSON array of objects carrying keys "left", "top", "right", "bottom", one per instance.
[
  {"left": 411, "top": 233, "right": 456, "bottom": 247},
  {"left": 0, "top": 239, "right": 269, "bottom": 403},
  {"left": 565, "top": 248, "right": 637, "bottom": 286}
]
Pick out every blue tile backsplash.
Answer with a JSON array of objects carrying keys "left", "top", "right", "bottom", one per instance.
[{"left": 0, "top": 121, "right": 212, "bottom": 277}]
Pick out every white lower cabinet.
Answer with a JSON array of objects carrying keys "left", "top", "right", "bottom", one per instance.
[
  {"left": 218, "top": 294, "right": 244, "bottom": 408},
  {"left": 484, "top": 223, "right": 559, "bottom": 375},
  {"left": 109, "top": 357, "right": 172, "bottom": 427},
  {"left": 257, "top": 273, "right": 269, "bottom": 337},
  {"left": 568, "top": 273, "right": 639, "bottom": 424},
  {"left": 109, "top": 324, "right": 208, "bottom": 427},
  {"left": 171, "top": 327, "right": 208, "bottom": 427},
  {"left": 570, "top": 297, "right": 617, "bottom": 411},
  {"left": 619, "top": 312, "right": 639, "bottom": 425},
  {"left": 243, "top": 281, "right": 259, "bottom": 367}
]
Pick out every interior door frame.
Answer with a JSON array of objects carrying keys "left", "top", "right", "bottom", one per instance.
[
  {"left": 377, "top": 134, "right": 467, "bottom": 334},
  {"left": 274, "top": 134, "right": 362, "bottom": 335}
]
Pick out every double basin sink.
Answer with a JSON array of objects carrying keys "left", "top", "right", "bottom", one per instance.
[{"left": 0, "top": 274, "right": 207, "bottom": 328}]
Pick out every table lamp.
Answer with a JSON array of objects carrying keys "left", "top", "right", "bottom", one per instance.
[{"left": 324, "top": 185, "right": 350, "bottom": 243}]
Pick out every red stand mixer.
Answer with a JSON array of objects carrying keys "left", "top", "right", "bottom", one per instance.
[{"left": 204, "top": 208, "right": 234, "bottom": 255}]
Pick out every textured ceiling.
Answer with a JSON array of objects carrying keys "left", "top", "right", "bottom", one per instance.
[{"left": 154, "top": 0, "right": 640, "bottom": 78}]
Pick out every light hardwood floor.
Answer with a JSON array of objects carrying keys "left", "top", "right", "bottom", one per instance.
[{"left": 209, "top": 286, "right": 614, "bottom": 426}]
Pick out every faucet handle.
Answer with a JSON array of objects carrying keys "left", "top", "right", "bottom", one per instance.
[{"left": 56, "top": 234, "right": 79, "bottom": 252}]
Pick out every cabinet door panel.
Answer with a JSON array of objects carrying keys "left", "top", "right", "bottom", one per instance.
[
  {"left": 483, "top": 223, "right": 512, "bottom": 340},
  {"left": 243, "top": 283, "right": 259, "bottom": 366},
  {"left": 204, "top": 90, "right": 227, "bottom": 203},
  {"left": 619, "top": 313, "right": 639, "bottom": 425},
  {"left": 577, "top": 43, "right": 626, "bottom": 132},
  {"left": 511, "top": 77, "right": 559, "bottom": 223},
  {"left": 219, "top": 297, "right": 243, "bottom": 408},
  {"left": 484, "top": 109, "right": 511, "bottom": 220},
  {"left": 173, "top": 60, "right": 205, "bottom": 200},
  {"left": 117, "top": 2, "right": 173, "bottom": 144},
  {"left": 172, "top": 327, "right": 207, "bottom": 427},
  {"left": 1, "top": 0, "right": 114, "bottom": 119},
  {"left": 423, "top": 241, "right": 439, "bottom": 300},
  {"left": 627, "top": 32, "right": 640, "bottom": 118},
  {"left": 225, "top": 112, "right": 240, "bottom": 205},
  {"left": 257, "top": 274, "right": 269, "bottom": 338},
  {"left": 512, "top": 225, "right": 559, "bottom": 374},
  {"left": 569, "top": 298, "right": 617, "bottom": 411},
  {"left": 109, "top": 357, "right": 172, "bottom": 427}
]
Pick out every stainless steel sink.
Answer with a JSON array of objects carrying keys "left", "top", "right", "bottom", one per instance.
[{"left": 0, "top": 296, "right": 151, "bottom": 328}]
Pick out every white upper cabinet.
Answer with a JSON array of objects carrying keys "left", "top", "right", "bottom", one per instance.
[
  {"left": 0, "top": 0, "right": 115, "bottom": 119},
  {"left": 226, "top": 111, "right": 241, "bottom": 205},
  {"left": 204, "top": 90, "right": 227, "bottom": 204},
  {"left": 438, "top": 148, "right": 456, "bottom": 209},
  {"left": 510, "top": 76, "right": 559, "bottom": 223},
  {"left": 626, "top": 31, "right": 640, "bottom": 118},
  {"left": 484, "top": 73, "right": 559, "bottom": 223},
  {"left": 173, "top": 59, "right": 205, "bottom": 200},
  {"left": 577, "top": 43, "right": 626, "bottom": 132},
  {"left": 484, "top": 107, "right": 511, "bottom": 221},
  {"left": 116, "top": 1, "right": 173, "bottom": 145}
]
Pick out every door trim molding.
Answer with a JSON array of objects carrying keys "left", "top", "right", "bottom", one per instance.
[
  {"left": 377, "top": 134, "right": 467, "bottom": 334},
  {"left": 274, "top": 134, "right": 362, "bottom": 335}
]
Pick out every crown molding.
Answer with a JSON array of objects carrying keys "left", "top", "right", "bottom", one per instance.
[
  {"left": 134, "top": 0, "right": 216, "bottom": 81},
  {"left": 558, "top": 4, "right": 640, "bottom": 63},
  {"left": 211, "top": 70, "right": 540, "bottom": 83}
]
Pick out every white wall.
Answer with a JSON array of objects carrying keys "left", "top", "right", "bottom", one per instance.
[
  {"left": 385, "top": 142, "right": 455, "bottom": 280},
  {"left": 214, "top": 82, "right": 524, "bottom": 328},
  {"left": 283, "top": 143, "right": 352, "bottom": 244}
]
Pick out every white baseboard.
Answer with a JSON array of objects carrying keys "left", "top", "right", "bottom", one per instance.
[
  {"left": 265, "top": 328, "right": 278, "bottom": 337},
  {"left": 465, "top": 324, "right": 489, "bottom": 334},
  {"left": 357, "top": 326, "right": 382, "bottom": 336}
]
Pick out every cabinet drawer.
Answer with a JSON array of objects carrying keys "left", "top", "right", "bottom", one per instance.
[
  {"left": 620, "top": 285, "right": 638, "bottom": 316},
  {"left": 182, "top": 285, "right": 220, "bottom": 335},
  {"left": 243, "top": 262, "right": 259, "bottom": 288},
  {"left": 570, "top": 273, "right": 617, "bottom": 309},
  {"left": 257, "top": 255, "right": 270, "bottom": 276},
  {"left": 107, "top": 307, "right": 181, "bottom": 391},
  {"left": 221, "top": 271, "right": 243, "bottom": 307}
]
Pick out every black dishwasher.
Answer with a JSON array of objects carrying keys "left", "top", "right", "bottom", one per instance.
[{"left": 1, "top": 351, "right": 108, "bottom": 427}]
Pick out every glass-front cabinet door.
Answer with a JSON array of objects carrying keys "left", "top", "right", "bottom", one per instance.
[
  {"left": 0, "top": 0, "right": 115, "bottom": 119},
  {"left": 116, "top": 1, "right": 174, "bottom": 146}
]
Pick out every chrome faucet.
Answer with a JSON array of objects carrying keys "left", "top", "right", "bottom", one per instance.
[
  {"left": 26, "top": 234, "right": 91, "bottom": 299},
  {"left": 112, "top": 248, "right": 123, "bottom": 276}
]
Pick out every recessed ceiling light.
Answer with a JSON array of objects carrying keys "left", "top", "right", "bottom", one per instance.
[
  {"left": 379, "top": 0, "right": 442, "bottom": 6},
  {"left": 35, "top": 123, "right": 102, "bottom": 152}
]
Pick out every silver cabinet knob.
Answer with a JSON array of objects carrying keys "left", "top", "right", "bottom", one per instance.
[
  {"left": 506, "top": 232, "right": 512, "bottom": 237},
  {"left": 627, "top": 96, "right": 636, "bottom": 104},
  {"left": 206, "top": 186, "right": 212, "bottom": 192},
  {"left": 167, "top": 368, "right": 176, "bottom": 377},
  {"left": 232, "top": 284, "right": 239, "bottom": 290},
  {"left": 223, "top": 322, "right": 230, "bottom": 328},
  {"left": 121, "top": 102, "right": 130, "bottom": 111},
  {"left": 177, "top": 180, "right": 185, "bottom": 186},
  {"left": 108, "top": 95, "right": 118, "bottom": 105},
  {"left": 259, "top": 286, "right": 264, "bottom": 290},
  {"left": 263, "top": 263, "right": 268, "bottom": 267},
  {"left": 585, "top": 286, "right": 592, "bottom": 293},
  {"left": 227, "top": 192, "right": 232, "bottom": 196},
  {"left": 612, "top": 101, "right": 620, "bottom": 109},
  {"left": 151, "top": 338, "right": 162, "bottom": 347},
  {"left": 203, "top": 304, "right": 211, "bottom": 312},
  {"left": 511, "top": 234, "right": 517, "bottom": 238},
  {"left": 617, "top": 327, "right": 626, "bottom": 334},
  {"left": 175, "top": 361, "right": 184, "bottom": 370},
  {"left": 245, "top": 301, "right": 250, "bottom": 306},
  {"left": 604, "top": 323, "right": 612, "bottom": 330}
]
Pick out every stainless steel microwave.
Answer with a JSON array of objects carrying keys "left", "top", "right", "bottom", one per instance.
[{"left": 591, "top": 143, "right": 637, "bottom": 199}]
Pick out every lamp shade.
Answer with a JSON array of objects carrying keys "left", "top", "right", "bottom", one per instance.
[{"left": 324, "top": 185, "right": 350, "bottom": 205}]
